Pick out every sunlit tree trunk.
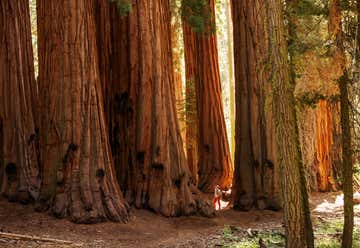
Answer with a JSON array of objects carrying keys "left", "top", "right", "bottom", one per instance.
[
  {"left": 0, "top": 0, "right": 40, "bottom": 203},
  {"left": 314, "top": 100, "right": 338, "bottom": 192},
  {"left": 171, "top": 2, "right": 186, "bottom": 144},
  {"left": 267, "top": 0, "right": 314, "bottom": 246},
  {"left": 193, "top": 0, "right": 233, "bottom": 192},
  {"left": 226, "top": 0, "right": 235, "bottom": 160},
  {"left": 37, "top": 0, "right": 129, "bottom": 223}
]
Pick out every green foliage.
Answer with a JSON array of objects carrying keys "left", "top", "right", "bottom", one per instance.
[
  {"left": 181, "top": 0, "right": 215, "bottom": 34},
  {"left": 109, "top": 0, "right": 132, "bottom": 16},
  {"left": 218, "top": 219, "right": 360, "bottom": 248},
  {"left": 297, "top": 0, "right": 328, "bottom": 16}
]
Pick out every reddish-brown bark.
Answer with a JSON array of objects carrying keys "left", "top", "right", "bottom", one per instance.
[
  {"left": 94, "top": 0, "right": 137, "bottom": 202},
  {"left": 231, "top": 0, "right": 281, "bottom": 210},
  {"left": 37, "top": 0, "right": 129, "bottom": 223},
  {"left": 96, "top": 0, "right": 213, "bottom": 217},
  {"left": 0, "top": 0, "right": 40, "bottom": 203},
  {"left": 182, "top": 23, "right": 198, "bottom": 185},
  {"left": 192, "top": 0, "right": 233, "bottom": 192},
  {"left": 314, "top": 100, "right": 339, "bottom": 192}
]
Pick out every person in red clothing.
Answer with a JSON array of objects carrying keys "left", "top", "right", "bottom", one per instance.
[{"left": 213, "top": 185, "right": 222, "bottom": 210}]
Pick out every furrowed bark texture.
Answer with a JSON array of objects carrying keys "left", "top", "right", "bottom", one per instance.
[
  {"left": 329, "top": 0, "right": 354, "bottom": 246},
  {"left": 171, "top": 5, "right": 186, "bottom": 145},
  {"left": 314, "top": 100, "right": 339, "bottom": 192},
  {"left": 102, "top": 0, "right": 214, "bottom": 216},
  {"left": 0, "top": 0, "right": 40, "bottom": 203},
  {"left": 193, "top": 0, "right": 233, "bottom": 192},
  {"left": 298, "top": 103, "right": 342, "bottom": 193},
  {"left": 37, "top": 0, "right": 129, "bottom": 223},
  {"left": 231, "top": 0, "right": 281, "bottom": 211},
  {"left": 267, "top": 0, "right": 314, "bottom": 246},
  {"left": 182, "top": 22, "right": 199, "bottom": 185},
  {"left": 95, "top": 0, "right": 138, "bottom": 200}
]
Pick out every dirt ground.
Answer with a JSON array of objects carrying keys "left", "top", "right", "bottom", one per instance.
[{"left": 0, "top": 192, "right": 358, "bottom": 248}]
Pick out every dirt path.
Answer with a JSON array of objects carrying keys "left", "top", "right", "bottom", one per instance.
[{"left": 0, "top": 192, "right": 358, "bottom": 247}]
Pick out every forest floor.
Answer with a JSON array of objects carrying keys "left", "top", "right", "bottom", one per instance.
[{"left": 0, "top": 192, "right": 359, "bottom": 248}]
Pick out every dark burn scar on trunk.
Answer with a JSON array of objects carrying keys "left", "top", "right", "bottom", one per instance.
[
  {"left": 137, "top": 151, "right": 145, "bottom": 163},
  {"left": 63, "top": 143, "right": 79, "bottom": 164},
  {"left": 265, "top": 159, "right": 274, "bottom": 169},
  {"left": 204, "top": 144, "right": 210, "bottom": 153},
  {"left": 6, "top": 163, "right": 17, "bottom": 182},
  {"left": 96, "top": 169, "right": 105, "bottom": 179},
  {"left": 151, "top": 163, "right": 164, "bottom": 170}
]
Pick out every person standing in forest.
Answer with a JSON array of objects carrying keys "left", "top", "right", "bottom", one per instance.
[{"left": 213, "top": 185, "right": 222, "bottom": 210}]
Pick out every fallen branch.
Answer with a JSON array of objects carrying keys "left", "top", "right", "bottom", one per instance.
[{"left": 0, "top": 232, "right": 82, "bottom": 246}]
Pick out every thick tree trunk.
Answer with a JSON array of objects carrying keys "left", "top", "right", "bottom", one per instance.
[
  {"left": 231, "top": 0, "right": 281, "bottom": 211},
  {"left": 267, "top": 0, "right": 314, "bottom": 247},
  {"left": 102, "top": 0, "right": 214, "bottom": 216},
  {"left": 193, "top": 0, "right": 233, "bottom": 192},
  {"left": 93, "top": 0, "right": 137, "bottom": 202},
  {"left": 37, "top": 0, "right": 129, "bottom": 223},
  {"left": 0, "top": 0, "right": 40, "bottom": 203},
  {"left": 182, "top": 23, "right": 199, "bottom": 185}
]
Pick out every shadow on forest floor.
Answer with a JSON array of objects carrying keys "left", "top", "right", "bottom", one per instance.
[{"left": 0, "top": 192, "right": 358, "bottom": 247}]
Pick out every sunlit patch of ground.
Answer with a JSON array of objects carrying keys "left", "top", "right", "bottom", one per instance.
[{"left": 216, "top": 192, "right": 360, "bottom": 248}]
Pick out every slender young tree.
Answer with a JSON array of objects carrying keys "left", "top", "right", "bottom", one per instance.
[
  {"left": 328, "top": 1, "right": 354, "bottom": 246},
  {"left": 266, "top": 0, "right": 314, "bottom": 246},
  {"left": 37, "top": 0, "right": 129, "bottom": 223},
  {"left": 0, "top": 0, "right": 40, "bottom": 203}
]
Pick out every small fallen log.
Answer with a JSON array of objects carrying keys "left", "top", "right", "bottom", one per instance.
[{"left": 0, "top": 232, "right": 82, "bottom": 246}]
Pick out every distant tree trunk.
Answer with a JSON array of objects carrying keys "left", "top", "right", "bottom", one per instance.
[
  {"left": 193, "top": 0, "right": 233, "bottom": 192},
  {"left": 37, "top": 0, "right": 129, "bottom": 223},
  {"left": 329, "top": 0, "right": 354, "bottom": 247},
  {"left": 266, "top": 0, "right": 314, "bottom": 247},
  {"left": 0, "top": 0, "right": 40, "bottom": 203},
  {"left": 183, "top": 23, "right": 198, "bottom": 185},
  {"left": 314, "top": 100, "right": 339, "bottom": 192},
  {"left": 171, "top": 3, "right": 186, "bottom": 144},
  {"left": 298, "top": 102, "right": 342, "bottom": 193},
  {"left": 116, "top": 0, "right": 214, "bottom": 217},
  {"left": 231, "top": 0, "right": 281, "bottom": 211},
  {"left": 226, "top": 0, "right": 235, "bottom": 160}
]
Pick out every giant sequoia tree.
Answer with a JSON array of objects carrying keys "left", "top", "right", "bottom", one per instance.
[
  {"left": 231, "top": 0, "right": 281, "bottom": 211},
  {"left": 36, "top": 0, "right": 129, "bottom": 223},
  {"left": 96, "top": 0, "right": 213, "bottom": 217},
  {"left": 183, "top": 0, "right": 233, "bottom": 192},
  {"left": 266, "top": 0, "right": 314, "bottom": 246},
  {"left": 0, "top": 0, "right": 40, "bottom": 203}
]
